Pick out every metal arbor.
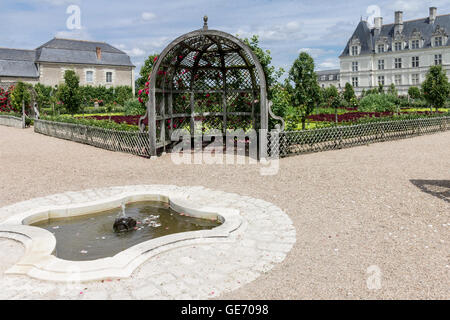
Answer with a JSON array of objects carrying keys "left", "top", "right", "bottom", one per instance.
[{"left": 142, "top": 17, "right": 274, "bottom": 156}]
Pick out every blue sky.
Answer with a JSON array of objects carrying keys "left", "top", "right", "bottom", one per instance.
[{"left": 1, "top": 0, "right": 449, "bottom": 77}]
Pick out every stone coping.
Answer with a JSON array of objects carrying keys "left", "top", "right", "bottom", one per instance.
[
  {"left": 0, "top": 192, "right": 241, "bottom": 282},
  {"left": 0, "top": 185, "right": 296, "bottom": 299}
]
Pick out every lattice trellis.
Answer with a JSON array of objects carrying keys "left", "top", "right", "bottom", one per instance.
[
  {"left": 268, "top": 117, "right": 450, "bottom": 158},
  {"left": 142, "top": 17, "right": 269, "bottom": 156}
]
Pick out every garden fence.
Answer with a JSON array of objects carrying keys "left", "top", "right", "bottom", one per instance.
[
  {"left": 268, "top": 116, "right": 450, "bottom": 158},
  {"left": 34, "top": 117, "right": 449, "bottom": 159},
  {"left": 34, "top": 119, "right": 151, "bottom": 158},
  {"left": 0, "top": 115, "right": 25, "bottom": 129}
]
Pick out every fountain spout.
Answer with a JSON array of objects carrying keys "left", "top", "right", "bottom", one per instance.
[{"left": 113, "top": 201, "right": 137, "bottom": 233}]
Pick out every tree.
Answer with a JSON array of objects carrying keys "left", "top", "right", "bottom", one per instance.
[
  {"left": 34, "top": 83, "right": 53, "bottom": 110},
  {"left": 270, "top": 83, "right": 292, "bottom": 128},
  {"left": 422, "top": 65, "right": 450, "bottom": 112},
  {"left": 241, "top": 35, "right": 284, "bottom": 100},
  {"left": 57, "top": 70, "right": 81, "bottom": 115},
  {"left": 388, "top": 83, "right": 398, "bottom": 96},
  {"left": 9, "top": 81, "right": 32, "bottom": 113},
  {"left": 408, "top": 86, "right": 421, "bottom": 100},
  {"left": 287, "top": 52, "right": 321, "bottom": 130},
  {"left": 343, "top": 83, "right": 356, "bottom": 103},
  {"left": 324, "top": 85, "right": 341, "bottom": 123},
  {"left": 136, "top": 54, "right": 158, "bottom": 91}
]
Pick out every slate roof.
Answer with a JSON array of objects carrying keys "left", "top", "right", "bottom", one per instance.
[
  {"left": 35, "top": 38, "right": 134, "bottom": 67},
  {"left": 0, "top": 48, "right": 39, "bottom": 78},
  {"left": 341, "top": 14, "right": 450, "bottom": 57},
  {"left": 0, "top": 38, "right": 134, "bottom": 78},
  {"left": 317, "top": 69, "right": 340, "bottom": 81}
]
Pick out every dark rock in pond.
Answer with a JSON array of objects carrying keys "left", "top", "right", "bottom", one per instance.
[{"left": 113, "top": 217, "right": 137, "bottom": 233}]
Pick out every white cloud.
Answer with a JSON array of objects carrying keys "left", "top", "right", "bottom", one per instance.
[
  {"left": 236, "top": 20, "right": 305, "bottom": 41},
  {"left": 125, "top": 47, "right": 146, "bottom": 57},
  {"left": 317, "top": 58, "right": 340, "bottom": 70},
  {"left": 298, "top": 48, "right": 335, "bottom": 58},
  {"left": 141, "top": 12, "right": 156, "bottom": 21}
]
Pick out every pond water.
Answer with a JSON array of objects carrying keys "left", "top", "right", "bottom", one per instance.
[{"left": 31, "top": 201, "right": 221, "bottom": 261}]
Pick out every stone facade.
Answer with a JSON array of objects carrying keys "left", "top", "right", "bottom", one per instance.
[
  {"left": 339, "top": 7, "right": 450, "bottom": 96},
  {"left": 38, "top": 63, "right": 135, "bottom": 89}
]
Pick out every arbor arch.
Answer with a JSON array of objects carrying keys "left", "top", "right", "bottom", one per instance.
[{"left": 141, "top": 17, "right": 274, "bottom": 156}]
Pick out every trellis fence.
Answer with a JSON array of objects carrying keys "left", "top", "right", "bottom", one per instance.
[
  {"left": 34, "top": 119, "right": 151, "bottom": 158},
  {"left": 0, "top": 115, "right": 25, "bottom": 129},
  {"left": 33, "top": 117, "right": 449, "bottom": 159},
  {"left": 268, "top": 116, "right": 450, "bottom": 158}
]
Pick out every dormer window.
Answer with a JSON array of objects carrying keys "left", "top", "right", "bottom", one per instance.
[
  {"left": 411, "top": 39, "right": 420, "bottom": 49},
  {"left": 431, "top": 25, "right": 448, "bottom": 47},
  {"left": 376, "top": 36, "right": 389, "bottom": 54},
  {"left": 349, "top": 36, "right": 361, "bottom": 56},
  {"left": 409, "top": 29, "right": 423, "bottom": 50},
  {"left": 394, "top": 42, "right": 402, "bottom": 51},
  {"left": 434, "top": 36, "right": 443, "bottom": 47}
]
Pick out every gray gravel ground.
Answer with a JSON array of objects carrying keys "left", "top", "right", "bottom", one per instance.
[{"left": 0, "top": 126, "right": 449, "bottom": 299}]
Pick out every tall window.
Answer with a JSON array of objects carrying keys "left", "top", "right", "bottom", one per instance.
[
  {"left": 86, "top": 71, "right": 94, "bottom": 83},
  {"left": 411, "top": 40, "right": 420, "bottom": 49},
  {"left": 412, "top": 56, "right": 420, "bottom": 68},
  {"left": 352, "top": 77, "right": 359, "bottom": 87},
  {"left": 378, "top": 44, "right": 385, "bottom": 53},
  {"left": 394, "top": 75, "right": 402, "bottom": 86},
  {"left": 378, "top": 76, "right": 385, "bottom": 86},
  {"left": 434, "top": 37, "right": 443, "bottom": 47},
  {"left": 351, "top": 46, "right": 359, "bottom": 56},
  {"left": 106, "top": 72, "right": 113, "bottom": 83},
  {"left": 435, "top": 54, "right": 442, "bottom": 65},
  {"left": 352, "top": 61, "right": 358, "bottom": 72},
  {"left": 394, "top": 42, "right": 402, "bottom": 51},
  {"left": 395, "top": 58, "right": 402, "bottom": 69},
  {"left": 378, "top": 59, "right": 385, "bottom": 70},
  {"left": 411, "top": 74, "right": 420, "bottom": 85}
]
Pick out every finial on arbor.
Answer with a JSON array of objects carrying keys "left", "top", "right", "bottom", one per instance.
[{"left": 203, "top": 15, "right": 208, "bottom": 30}]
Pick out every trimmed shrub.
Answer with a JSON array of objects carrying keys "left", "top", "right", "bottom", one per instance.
[
  {"left": 358, "top": 93, "right": 397, "bottom": 112},
  {"left": 124, "top": 98, "right": 146, "bottom": 116}
]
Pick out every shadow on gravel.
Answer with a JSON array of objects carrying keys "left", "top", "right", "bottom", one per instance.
[{"left": 410, "top": 180, "right": 450, "bottom": 203}]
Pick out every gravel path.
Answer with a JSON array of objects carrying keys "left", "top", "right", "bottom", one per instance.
[{"left": 0, "top": 126, "right": 449, "bottom": 299}]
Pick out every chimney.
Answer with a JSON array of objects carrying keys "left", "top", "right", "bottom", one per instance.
[
  {"left": 374, "top": 17, "right": 383, "bottom": 30},
  {"left": 429, "top": 7, "right": 437, "bottom": 24},
  {"left": 394, "top": 11, "right": 403, "bottom": 33},
  {"left": 96, "top": 47, "right": 102, "bottom": 60}
]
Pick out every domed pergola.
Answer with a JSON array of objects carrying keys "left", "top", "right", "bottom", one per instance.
[{"left": 141, "top": 17, "right": 280, "bottom": 156}]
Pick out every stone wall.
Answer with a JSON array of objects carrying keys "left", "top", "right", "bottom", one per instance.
[{"left": 39, "top": 63, "right": 135, "bottom": 94}]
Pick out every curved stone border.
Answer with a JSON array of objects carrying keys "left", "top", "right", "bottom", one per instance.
[{"left": 0, "top": 185, "right": 296, "bottom": 299}]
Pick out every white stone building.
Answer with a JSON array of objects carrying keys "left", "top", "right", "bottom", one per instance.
[
  {"left": 339, "top": 7, "right": 450, "bottom": 95},
  {"left": 0, "top": 38, "right": 135, "bottom": 94},
  {"left": 317, "top": 69, "right": 341, "bottom": 89}
]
